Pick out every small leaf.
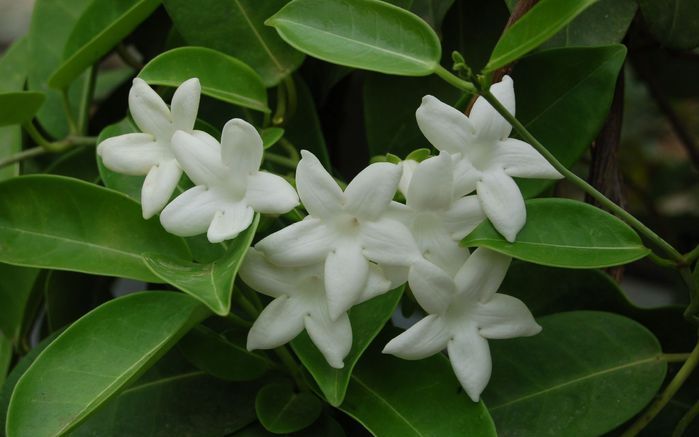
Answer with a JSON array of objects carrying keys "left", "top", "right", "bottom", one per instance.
[
  {"left": 0, "top": 92, "right": 45, "bottom": 127},
  {"left": 145, "top": 215, "right": 259, "bottom": 315},
  {"left": 291, "top": 286, "right": 404, "bottom": 406},
  {"left": 461, "top": 198, "right": 650, "bottom": 268},
  {"left": 485, "top": 0, "right": 599, "bottom": 72},
  {"left": 639, "top": 0, "right": 699, "bottom": 50},
  {"left": 255, "top": 382, "right": 322, "bottom": 434},
  {"left": 268, "top": 0, "right": 441, "bottom": 76},
  {"left": 139, "top": 47, "right": 270, "bottom": 113},
  {"left": 6, "top": 292, "right": 209, "bottom": 436},
  {"left": 484, "top": 311, "right": 667, "bottom": 437},
  {"left": 49, "top": 0, "right": 161, "bottom": 89},
  {"left": 261, "top": 127, "right": 285, "bottom": 149},
  {"left": 0, "top": 175, "right": 191, "bottom": 282}
]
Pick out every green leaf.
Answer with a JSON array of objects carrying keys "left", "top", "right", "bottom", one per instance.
[
  {"left": 255, "top": 382, "right": 322, "bottom": 434},
  {"left": 261, "top": 127, "right": 285, "bottom": 149},
  {"left": 291, "top": 286, "right": 404, "bottom": 406},
  {"left": 48, "top": 0, "right": 161, "bottom": 89},
  {"left": 178, "top": 325, "right": 270, "bottom": 381},
  {"left": 0, "top": 92, "right": 46, "bottom": 127},
  {"left": 340, "top": 330, "right": 497, "bottom": 436},
  {"left": 283, "top": 77, "right": 331, "bottom": 169},
  {"left": 461, "top": 198, "right": 650, "bottom": 268},
  {"left": 6, "top": 292, "right": 209, "bottom": 436},
  {"left": 483, "top": 311, "right": 667, "bottom": 437},
  {"left": 544, "top": 0, "right": 636, "bottom": 48},
  {"left": 144, "top": 214, "right": 259, "bottom": 315},
  {"left": 485, "top": 0, "right": 599, "bottom": 72},
  {"left": 514, "top": 45, "right": 627, "bottom": 198},
  {"left": 139, "top": 47, "right": 270, "bottom": 113},
  {"left": 0, "top": 264, "right": 39, "bottom": 340},
  {"left": 639, "top": 0, "right": 699, "bottom": 50},
  {"left": 0, "top": 175, "right": 191, "bottom": 282},
  {"left": 163, "top": 0, "right": 305, "bottom": 87},
  {"left": 268, "top": 0, "right": 441, "bottom": 76},
  {"left": 0, "top": 333, "right": 10, "bottom": 387},
  {"left": 0, "top": 37, "right": 30, "bottom": 180},
  {"left": 45, "top": 145, "right": 101, "bottom": 182}
]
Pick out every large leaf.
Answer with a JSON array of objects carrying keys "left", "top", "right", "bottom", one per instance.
[
  {"left": 461, "top": 198, "right": 650, "bottom": 268},
  {"left": 139, "top": 47, "right": 270, "bottom": 113},
  {"left": 483, "top": 311, "right": 667, "bottom": 437},
  {"left": 255, "top": 382, "right": 322, "bottom": 434},
  {"left": 291, "top": 286, "right": 404, "bottom": 406},
  {"left": 6, "top": 292, "right": 209, "bottom": 436},
  {"left": 49, "top": 0, "right": 161, "bottom": 89},
  {"left": 145, "top": 214, "right": 259, "bottom": 315},
  {"left": 514, "top": 45, "right": 627, "bottom": 197},
  {"left": 0, "top": 175, "right": 191, "bottom": 282},
  {"left": 0, "top": 333, "right": 10, "bottom": 387},
  {"left": 0, "top": 92, "right": 46, "bottom": 127},
  {"left": 268, "top": 0, "right": 441, "bottom": 76},
  {"left": 340, "top": 330, "right": 497, "bottom": 436},
  {"left": 544, "top": 0, "right": 636, "bottom": 48},
  {"left": 484, "top": 0, "right": 599, "bottom": 72},
  {"left": 639, "top": 0, "right": 699, "bottom": 50},
  {"left": 163, "top": 0, "right": 304, "bottom": 87},
  {"left": 0, "top": 37, "right": 30, "bottom": 180},
  {"left": 0, "top": 264, "right": 39, "bottom": 340}
]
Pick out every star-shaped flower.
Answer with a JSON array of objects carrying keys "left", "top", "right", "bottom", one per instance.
[
  {"left": 97, "top": 78, "right": 202, "bottom": 219},
  {"left": 382, "top": 248, "right": 541, "bottom": 402},
  {"left": 416, "top": 76, "right": 563, "bottom": 242},
  {"left": 159, "top": 119, "right": 299, "bottom": 243},
  {"left": 240, "top": 248, "right": 392, "bottom": 368},
  {"left": 256, "top": 150, "right": 420, "bottom": 320}
]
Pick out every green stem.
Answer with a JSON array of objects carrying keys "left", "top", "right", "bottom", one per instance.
[
  {"left": 225, "top": 312, "right": 252, "bottom": 328},
  {"left": 622, "top": 341, "right": 699, "bottom": 436},
  {"left": 264, "top": 152, "right": 298, "bottom": 170},
  {"left": 433, "top": 64, "right": 477, "bottom": 93},
  {"left": 673, "top": 398, "right": 699, "bottom": 437},
  {"left": 663, "top": 353, "right": 692, "bottom": 363},
  {"left": 61, "top": 89, "right": 79, "bottom": 135},
  {"left": 282, "top": 75, "right": 298, "bottom": 120},
  {"left": 649, "top": 253, "right": 678, "bottom": 269},
  {"left": 685, "top": 245, "right": 699, "bottom": 264},
  {"left": 273, "top": 81, "right": 287, "bottom": 126},
  {"left": 0, "top": 146, "right": 46, "bottom": 169},
  {"left": 273, "top": 345, "right": 308, "bottom": 390},
  {"left": 77, "top": 66, "right": 97, "bottom": 135},
  {"left": 279, "top": 137, "right": 300, "bottom": 164}
]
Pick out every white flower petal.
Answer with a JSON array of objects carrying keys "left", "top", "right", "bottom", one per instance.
[
  {"left": 305, "top": 307, "right": 352, "bottom": 369},
  {"left": 411, "top": 215, "right": 470, "bottom": 276},
  {"left": 141, "top": 159, "right": 181, "bottom": 219},
  {"left": 97, "top": 133, "right": 167, "bottom": 175},
  {"left": 247, "top": 295, "right": 306, "bottom": 351},
  {"left": 245, "top": 171, "right": 299, "bottom": 214},
  {"left": 361, "top": 217, "right": 420, "bottom": 266},
  {"left": 256, "top": 217, "right": 334, "bottom": 266},
  {"left": 191, "top": 130, "right": 222, "bottom": 151},
  {"left": 443, "top": 195, "right": 486, "bottom": 240},
  {"left": 398, "top": 160, "right": 418, "bottom": 197},
  {"left": 406, "top": 153, "right": 454, "bottom": 211},
  {"left": 476, "top": 293, "right": 542, "bottom": 339},
  {"left": 416, "top": 95, "right": 475, "bottom": 154},
  {"left": 452, "top": 157, "right": 481, "bottom": 197},
  {"left": 128, "top": 78, "right": 172, "bottom": 140},
  {"left": 408, "top": 259, "right": 456, "bottom": 315},
  {"left": 447, "top": 330, "right": 492, "bottom": 402},
  {"left": 296, "top": 150, "right": 344, "bottom": 219},
  {"left": 476, "top": 169, "right": 526, "bottom": 242},
  {"left": 454, "top": 248, "right": 511, "bottom": 301},
  {"left": 238, "top": 248, "right": 300, "bottom": 299},
  {"left": 357, "top": 263, "right": 393, "bottom": 303},
  {"left": 170, "top": 78, "right": 201, "bottom": 132},
  {"left": 207, "top": 202, "right": 254, "bottom": 243},
  {"left": 469, "top": 75, "right": 515, "bottom": 142},
  {"left": 221, "top": 118, "right": 263, "bottom": 174},
  {"left": 380, "top": 265, "right": 410, "bottom": 289},
  {"left": 382, "top": 314, "right": 450, "bottom": 360},
  {"left": 159, "top": 185, "right": 221, "bottom": 236},
  {"left": 324, "top": 241, "right": 369, "bottom": 320},
  {"left": 344, "top": 162, "right": 402, "bottom": 220},
  {"left": 494, "top": 138, "right": 562, "bottom": 179},
  {"left": 171, "top": 130, "right": 228, "bottom": 187}
]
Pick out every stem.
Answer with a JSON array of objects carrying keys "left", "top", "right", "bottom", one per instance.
[
  {"left": 61, "top": 89, "right": 79, "bottom": 135},
  {"left": 279, "top": 137, "right": 300, "bottom": 163},
  {"left": 225, "top": 312, "right": 252, "bottom": 328},
  {"left": 77, "top": 66, "right": 97, "bottom": 135},
  {"left": 0, "top": 147, "right": 46, "bottom": 168},
  {"left": 685, "top": 245, "right": 699, "bottom": 264},
  {"left": 116, "top": 43, "right": 144, "bottom": 70},
  {"left": 282, "top": 75, "right": 298, "bottom": 120},
  {"left": 433, "top": 65, "right": 477, "bottom": 94},
  {"left": 622, "top": 341, "right": 699, "bottom": 436},
  {"left": 663, "top": 353, "right": 692, "bottom": 363},
  {"left": 273, "top": 346, "right": 308, "bottom": 390},
  {"left": 264, "top": 152, "right": 298, "bottom": 170},
  {"left": 648, "top": 253, "right": 678, "bottom": 269},
  {"left": 273, "top": 81, "right": 287, "bottom": 126},
  {"left": 22, "top": 121, "right": 53, "bottom": 149},
  {"left": 673, "top": 398, "right": 699, "bottom": 437}
]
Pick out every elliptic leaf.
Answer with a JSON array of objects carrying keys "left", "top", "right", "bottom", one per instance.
[
  {"left": 255, "top": 382, "right": 322, "bottom": 434},
  {"left": 638, "top": 0, "right": 699, "bottom": 50},
  {"left": 0, "top": 92, "right": 45, "bottom": 127}
]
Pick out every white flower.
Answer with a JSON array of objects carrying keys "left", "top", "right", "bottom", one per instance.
[
  {"left": 256, "top": 150, "right": 420, "bottom": 320},
  {"left": 240, "top": 248, "right": 392, "bottom": 369},
  {"left": 97, "top": 78, "right": 202, "bottom": 219},
  {"left": 159, "top": 119, "right": 299, "bottom": 243},
  {"left": 416, "top": 75, "right": 562, "bottom": 242},
  {"left": 383, "top": 248, "right": 541, "bottom": 402},
  {"left": 397, "top": 158, "right": 418, "bottom": 197}
]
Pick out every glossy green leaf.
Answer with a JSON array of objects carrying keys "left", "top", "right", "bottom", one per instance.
[
  {"left": 291, "top": 286, "right": 404, "bottom": 406},
  {"left": 268, "top": 0, "right": 441, "bottom": 76},
  {"left": 178, "top": 325, "right": 270, "bottom": 381},
  {"left": 139, "top": 47, "right": 269, "bottom": 113},
  {"left": 340, "top": 330, "right": 497, "bottom": 436},
  {"left": 0, "top": 175, "right": 191, "bottom": 282},
  {"left": 145, "top": 214, "right": 259, "bottom": 315},
  {"left": 484, "top": 311, "right": 667, "bottom": 437},
  {"left": 0, "top": 333, "right": 10, "bottom": 387},
  {"left": 0, "top": 264, "right": 39, "bottom": 340},
  {"left": 256, "top": 382, "right": 322, "bottom": 434},
  {"left": 234, "top": 416, "right": 346, "bottom": 437},
  {"left": 639, "top": 0, "right": 699, "bottom": 50},
  {"left": 49, "top": 0, "right": 160, "bottom": 89},
  {"left": 283, "top": 77, "right": 331, "bottom": 169},
  {"left": 0, "top": 37, "right": 30, "bottom": 180},
  {"left": 514, "top": 45, "right": 627, "bottom": 197},
  {"left": 261, "top": 127, "right": 285, "bottom": 149},
  {"left": 163, "top": 0, "right": 304, "bottom": 87},
  {"left": 45, "top": 146, "right": 101, "bottom": 183},
  {"left": 462, "top": 198, "right": 650, "bottom": 268},
  {"left": 0, "top": 92, "right": 46, "bottom": 127},
  {"left": 6, "top": 292, "right": 209, "bottom": 436},
  {"left": 544, "top": 0, "right": 636, "bottom": 48},
  {"left": 485, "top": 0, "right": 599, "bottom": 72}
]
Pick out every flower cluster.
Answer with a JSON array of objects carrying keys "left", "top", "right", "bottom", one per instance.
[{"left": 99, "top": 75, "right": 559, "bottom": 402}]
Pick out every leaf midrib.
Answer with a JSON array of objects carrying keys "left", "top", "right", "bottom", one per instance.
[
  {"left": 465, "top": 237, "right": 645, "bottom": 251},
  {"left": 232, "top": 0, "right": 284, "bottom": 71}
]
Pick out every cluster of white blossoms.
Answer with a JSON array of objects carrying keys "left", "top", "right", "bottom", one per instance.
[{"left": 99, "top": 75, "right": 560, "bottom": 402}]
